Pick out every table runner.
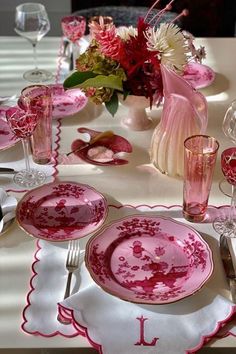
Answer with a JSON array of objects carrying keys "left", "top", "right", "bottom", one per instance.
[{"left": 22, "top": 204, "right": 236, "bottom": 353}]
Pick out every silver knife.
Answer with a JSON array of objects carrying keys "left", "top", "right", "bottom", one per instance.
[
  {"left": 0, "top": 168, "right": 16, "bottom": 174},
  {"left": 220, "top": 234, "right": 236, "bottom": 303}
]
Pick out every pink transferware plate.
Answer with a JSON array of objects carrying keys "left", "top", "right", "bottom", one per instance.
[
  {"left": 0, "top": 113, "right": 20, "bottom": 151},
  {"left": 50, "top": 84, "right": 88, "bottom": 119},
  {"left": 71, "top": 127, "right": 132, "bottom": 166},
  {"left": 86, "top": 215, "right": 213, "bottom": 304},
  {"left": 183, "top": 62, "right": 215, "bottom": 89},
  {"left": 16, "top": 181, "right": 108, "bottom": 242}
]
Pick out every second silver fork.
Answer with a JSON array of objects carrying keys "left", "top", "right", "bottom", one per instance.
[{"left": 58, "top": 239, "right": 80, "bottom": 324}]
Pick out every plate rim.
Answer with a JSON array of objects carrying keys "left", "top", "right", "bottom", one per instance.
[
  {"left": 85, "top": 214, "right": 214, "bottom": 305},
  {"left": 0, "top": 116, "right": 20, "bottom": 151}
]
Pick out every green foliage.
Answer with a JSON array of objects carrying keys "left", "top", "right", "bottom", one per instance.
[{"left": 105, "top": 92, "right": 119, "bottom": 117}]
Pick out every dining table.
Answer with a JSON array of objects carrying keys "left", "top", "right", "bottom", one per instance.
[{"left": 1, "top": 35, "right": 236, "bottom": 353}]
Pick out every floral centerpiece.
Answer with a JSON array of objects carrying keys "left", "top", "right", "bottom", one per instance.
[{"left": 64, "top": 0, "right": 205, "bottom": 116}]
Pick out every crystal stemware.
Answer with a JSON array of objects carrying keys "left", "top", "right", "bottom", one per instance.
[
  {"left": 15, "top": 3, "right": 53, "bottom": 82},
  {"left": 213, "top": 147, "right": 236, "bottom": 237},
  {"left": 219, "top": 100, "right": 236, "bottom": 197},
  {"left": 6, "top": 107, "right": 45, "bottom": 188},
  {"left": 61, "top": 15, "right": 86, "bottom": 70}
]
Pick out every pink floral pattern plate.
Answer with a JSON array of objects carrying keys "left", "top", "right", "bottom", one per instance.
[
  {"left": 0, "top": 114, "right": 20, "bottom": 151},
  {"left": 71, "top": 127, "right": 132, "bottom": 166},
  {"left": 86, "top": 215, "right": 213, "bottom": 304},
  {"left": 183, "top": 62, "right": 215, "bottom": 89},
  {"left": 50, "top": 84, "right": 88, "bottom": 119},
  {"left": 16, "top": 181, "right": 108, "bottom": 241}
]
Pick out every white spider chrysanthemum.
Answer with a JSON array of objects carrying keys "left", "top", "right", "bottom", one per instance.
[
  {"left": 145, "top": 23, "right": 188, "bottom": 72},
  {"left": 116, "top": 26, "right": 138, "bottom": 41}
]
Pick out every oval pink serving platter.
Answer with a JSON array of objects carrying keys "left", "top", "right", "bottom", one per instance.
[
  {"left": 86, "top": 215, "right": 213, "bottom": 304},
  {"left": 50, "top": 84, "right": 88, "bottom": 119},
  {"left": 16, "top": 181, "right": 108, "bottom": 242},
  {"left": 183, "top": 62, "right": 215, "bottom": 89}
]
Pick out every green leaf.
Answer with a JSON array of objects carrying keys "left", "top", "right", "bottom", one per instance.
[
  {"left": 79, "top": 74, "right": 123, "bottom": 91},
  {"left": 63, "top": 71, "right": 97, "bottom": 89},
  {"left": 105, "top": 92, "right": 119, "bottom": 117}
]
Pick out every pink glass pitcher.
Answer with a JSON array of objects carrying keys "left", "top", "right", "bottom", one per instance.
[{"left": 150, "top": 64, "right": 208, "bottom": 177}]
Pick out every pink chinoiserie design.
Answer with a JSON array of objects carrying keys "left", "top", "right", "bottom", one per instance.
[
  {"left": 50, "top": 84, "right": 88, "bottom": 119},
  {"left": 86, "top": 215, "right": 213, "bottom": 304},
  {"left": 183, "top": 62, "right": 215, "bottom": 90},
  {"left": 71, "top": 127, "right": 132, "bottom": 166},
  {"left": 0, "top": 114, "right": 20, "bottom": 151},
  {"left": 16, "top": 181, "right": 108, "bottom": 241}
]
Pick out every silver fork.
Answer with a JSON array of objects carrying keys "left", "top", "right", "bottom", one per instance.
[
  {"left": 58, "top": 240, "right": 80, "bottom": 324},
  {"left": 63, "top": 239, "right": 80, "bottom": 300}
]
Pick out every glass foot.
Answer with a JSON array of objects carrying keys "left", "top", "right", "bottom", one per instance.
[
  {"left": 23, "top": 69, "right": 53, "bottom": 83},
  {"left": 13, "top": 169, "right": 46, "bottom": 188},
  {"left": 213, "top": 216, "right": 236, "bottom": 237}
]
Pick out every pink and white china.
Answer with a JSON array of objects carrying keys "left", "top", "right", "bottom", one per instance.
[
  {"left": 0, "top": 114, "right": 20, "bottom": 151},
  {"left": 183, "top": 62, "right": 215, "bottom": 89},
  {"left": 16, "top": 181, "right": 108, "bottom": 241},
  {"left": 86, "top": 215, "right": 213, "bottom": 304},
  {"left": 70, "top": 127, "right": 132, "bottom": 166},
  {"left": 50, "top": 84, "right": 88, "bottom": 119}
]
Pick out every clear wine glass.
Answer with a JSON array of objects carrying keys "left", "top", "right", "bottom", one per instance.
[
  {"left": 213, "top": 147, "right": 236, "bottom": 237},
  {"left": 6, "top": 107, "right": 46, "bottom": 188},
  {"left": 61, "top": 15, "right": 86, "bottom": 70},
  {"left": 15, "top": 3, "right": 53, "bottom": 82}
]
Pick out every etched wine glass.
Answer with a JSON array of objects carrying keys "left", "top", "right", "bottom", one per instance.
[
  {"left": 61, "top": 15, "right": 86, "bottom": 70},
  {"left": 15, "top": 3, "right": 53, "bottom": 82},
  {"left": 213, "top": 147, "right": 236, "bottom": 237},
  {"left": 219, "top": 100, "right": 236, "bottom": 197},
  {"left": 6, "top": 107, "right": 45, "bottom": 188}
]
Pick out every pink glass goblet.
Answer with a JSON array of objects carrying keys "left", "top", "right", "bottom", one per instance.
[
  {"left": 213, "top": 147, "right": 236, "bottom": 237},
  {"left": 6, "top": 107, "right": 45, "bottom": 188},
  {"left": 61, "top": 15, "right": 86, "bottom": 70},
  {"left": 18, "top": 84, "right": 52, "bottom": 165}
]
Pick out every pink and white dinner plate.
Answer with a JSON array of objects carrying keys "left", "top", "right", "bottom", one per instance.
[
  {"left": 0, "top": 114, "right": 20, "bottom": 151},
  {"left": 86, "top": 215, "right": 213, "bottom": 304},
  {"left": 183, "top": 62, "right": 215, "bottom": 89},
  {"left": 50, "top": 84, "right": 88, "bottom": 119},
  {"left": 16, "top": 181, "right": 108, "bottom": 242}
]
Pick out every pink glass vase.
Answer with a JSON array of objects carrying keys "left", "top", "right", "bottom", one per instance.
[{"left": 150, "top": 65, "right": 208, "bottom": 177}]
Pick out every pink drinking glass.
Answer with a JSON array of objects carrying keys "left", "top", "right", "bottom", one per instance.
[
  {"left": 214, "top": 147, "right": 236, "bottom": 236},
  {"left": 61, "top": 15, "right": 86, "bottom": 70},
  {"left": 6, "top": 107, "right": 45, "bottom": 188},
  {"left": 183, "top": 135, "right": 219, "bottom": 222},
  {"left": 18, "top": 85, "right": 52, "bottom": 164}
]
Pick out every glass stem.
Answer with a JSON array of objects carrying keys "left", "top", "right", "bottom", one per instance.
[
  {"left": 32, "top": 43, "right": 38, "bottom": 70},
  {"left": 22, "top": 138, "right": 31, "bottom": 172},
  {"left": 230, "top": 184, "right": 236, "bottom": 223}
]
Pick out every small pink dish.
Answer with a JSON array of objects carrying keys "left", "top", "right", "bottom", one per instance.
[
  {"left": 86, "top": 215, "right": 213, "bottom": 304},
  {"left": 0, "top": 114, "right": 20, "bottom": 151},
  {"left": 50, "top": 84, "right": 88, "bottom": 119},
  {"left": 183, "top": 62, "right": 215, "bottom": 89},
  {"left": 16, "top": 181, "right": 108, "bottom": 242},
  {"left": 71, "top": 127, "right": 132, "bottom": 166}
]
